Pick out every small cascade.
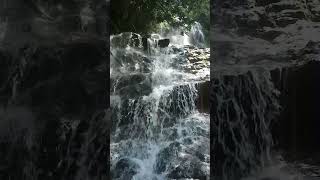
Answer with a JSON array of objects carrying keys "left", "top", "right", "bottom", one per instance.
[
  {"left": 211, "top": 69, "right": 281, "bottom": 180},
  {"left": 189, "top": 22, "right": 205, "bottom": 48},
  {"left": 110, "top": 32, "right": 210, "bottom": 179}
]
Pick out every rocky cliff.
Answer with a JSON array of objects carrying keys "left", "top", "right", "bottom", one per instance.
[
  {"left": 0, "top": 0, "right": 110, "bottom": 179},
  {"left": 0, "top": 41, "right": 109, "bottom": 180},
  {"left": 212, "top": 0, "right": 320, "bottom": 65},
  {"left": 211, "top": 0, "right": 320, "bottom": 179}
]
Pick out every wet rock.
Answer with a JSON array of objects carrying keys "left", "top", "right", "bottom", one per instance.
[
  {"left": 183, "top": 46, "right": 210, "bottom": 76},
  {"left": 275, "top": 17, "right": 299, "bottom": 27},
  {"left": 256, "top": 0, "right": 281, "bottom": 6},
  {"left": 154, "top": 142, "right": 182, "bottom": 173},
  {"left": 211, "top": 70, "right": 280, "bottom": 179},
  {"left": 158, "top": 39, "right": 170, "bottom": 48},
  {"left": 111, "top": 50, "right": 153, "bottom": 73},
  {"left": 258, "top": 30, "right": 283, "bottom": 41},
  {"left": 111, "top": 32, "right": 142, "bottom": 48},
  {"left": 142, "top": 35, "right": 151, "bottom": 51},
  {"left": 112, "top": 158, "right": 140, "bottom": 180},
  {"left": 266, "top": 3, "right": 300, "bottom": 13},
  {"left": 260, "top": 178, "right": 280, "bottom": 180},
  {"left": 212, "top": 0, "right": 320, "bottom": 65},
  {"left": 196, "top": 81, "right": 210, "bottom": 113},
  {"left": 275, "top": 61, "right": 320, "bottom": 153},
  {"left": 0, "top": 38, "right": 108, "bottom": 179},
  {"left": 167, "top": 158, "right": 207, "bottom": 179},
  {"left": 113, "top": 73, "right": 152, "bottom": 98},
  {"left": 158, "top": 85, "right": 197, "bottom": 121},
  {"left": 130, "top": 33, "right": 141, "bottom": 47}
]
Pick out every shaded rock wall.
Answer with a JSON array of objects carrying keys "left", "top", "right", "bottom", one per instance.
[
  {"left": 212, "top": 0, "right": 320, "bottom": 65},
  {"left": 0, "top": 0, "right": 109, "bottom": 51},
  {"left": 0, "top": 40, "right": 109, "bottom": 180},
  {"left": 210, "top": 61, "right": 320, "bottom": 179},
  {"left": 271, "top": 61, "right": 320, "bottom": 155},
  {"left": 0, "top": 0, "right": 110, "bottom": 179},
  {"left": 210, "top": 69, "right": 280, "bottom": 180}
]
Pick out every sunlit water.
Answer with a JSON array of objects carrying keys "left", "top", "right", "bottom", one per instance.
[{"left": 110, "top": 25, "right": 209, "bottom": 180}]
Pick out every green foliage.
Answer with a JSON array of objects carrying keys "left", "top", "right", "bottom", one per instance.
[{"left": 111, "top": 0, "right": 209, "bottom": 34}]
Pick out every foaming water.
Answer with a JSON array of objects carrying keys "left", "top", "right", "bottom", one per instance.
[
  {"left": 211, "top": 69, "right": 281, "bottom": 179},
  {"left": 110, "top": 32, "right": 209, "bottom": 179},
  {"left": 150, "top": 22, "right": 206, "bottom": 48},
  {"left": 189, "top": 22, "right": 205, "bottom": 47}
]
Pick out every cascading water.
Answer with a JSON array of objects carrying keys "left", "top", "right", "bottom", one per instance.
[
  {"left": 211, "top": 65, "right": 320, "bottom": 180},
  {"left": 211, "top": 68, "right": 281, "bottom": 180},
  {"left": 189, "top": 22, "right": 205, "bottom": 48},
  {"left": 155, "top": 22, "right": 206, "bottom": 48},
  {"left": 110, "top": 30, "right": 210, "bottom": 179}
]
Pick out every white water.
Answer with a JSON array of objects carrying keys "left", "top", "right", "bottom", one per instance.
[
  {"left": 151, "top": 22, "right": 206, "bottom": 48},
  {"left": 110, "top": 29, "right": 209, "bottom": 179},
  {"left": 211, "top": 67, "right": 320, "bottom": 180}
]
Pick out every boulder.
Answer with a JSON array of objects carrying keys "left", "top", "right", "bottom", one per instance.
[
  {"left": 158, "top": 39, "right": 170, "bottom": 48},
  {"left": 167, "top": 158, "right": 208, "bottom": 179},
  {"left": 154, "top": 142, "right": 182, "bottom": 173},
  {"left": 112, "top": 158, "right": 140, "bottom": 180}
]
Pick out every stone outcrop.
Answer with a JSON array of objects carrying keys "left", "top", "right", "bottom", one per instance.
[
  {"left": 210, "top": 68, "right": 281, "bottom": 180},
  {"left": 0, "top": 0, "right": 108, "bottom": 51},
  {"left": 212, "top": 0, "right": 320, "bottom": 65},
  {"left": 211, "top": 0, "right": 320, "bottom": 172},
  {"left": 158, "top": 39, "right": 170, "bottom": 48},
  {"left": 0, "top": 40, "right": 109, "bottom": 180}
]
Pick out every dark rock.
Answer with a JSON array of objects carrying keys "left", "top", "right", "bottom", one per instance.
[
  {"left": 115, "top": 74, "right": 152, "bottom": 98},
  {"left": 283, "top": 10, "right": 306, "bottom": 19},
  {"left": 258, "top": 30, "right": 283, "bottom": 41},
  {"left": 196, "top": 81, "right": 210, "bottom": 113},
  {"left": 142, "top": 34, "right": 151, "bottom": 51},
  {"left": 0, "top": 38, "right": 109, "bottom": 179},
  {"left": 275, "top": 61, "right": 320, "bottom": 153},
  {"left": 211, "top": 70, "right": 280, "bottom": 179},
  {"left": 130, "top": 33, "right": 141, "bottom": 47},
  {"left": 142, "top": 37, "right": 148, "bottom": 51},
  {"left": 260, "top": 178, "right": 280, "bottom": 180},
  {"left": 154, "top": 142, "right": 182, "bottom": 173},
  {"left": 111, "top": 49, "right": 153, "bottom": 73},
  {"left": 266, "top": 3, "right": 300, "bottom": 13},
  {"left": 112, "top": 158, "right": 140, "bottom": 180},
  {"left": 256, "top": 0, "right": 281, "bottom": 6},
  {"left": 111, "top": 32, "right": 142, "bottom": 48},
  {"left": 158, "top": 39, "right": 170, "bottom": 48},
  {"left": 275, "top": 17, "right": 299, "bottom": 27},
  {"left": 167, "top": 159, "right": 207, "bottom": 179}
]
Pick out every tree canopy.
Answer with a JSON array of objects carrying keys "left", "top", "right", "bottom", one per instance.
[{"left": 111, "top": 0, "right": 209, "bottom": 35}]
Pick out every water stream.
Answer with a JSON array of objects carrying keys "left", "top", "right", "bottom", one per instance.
[
  {"left": 110, "top": 24, "right": 210, "bottom": 179},
  {"left": 211, "top": 66, "right": 320, "bottom": 180}
]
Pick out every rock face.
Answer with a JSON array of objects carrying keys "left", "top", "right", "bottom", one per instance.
[
  {"left": 211, "top": 0, "right": 320, "bottom": 179},
  {"left": 271, "top": 61, "right": 320, "bottom": 154},
  {"left": 210, "top": 61, "right": 320, "bottom": 179},
  {"left": 212, "top": 0, "right": 320, "bottom": 65},
  {"left": 0, "top": 0, "right": 108, "bottom": 51},
  {"left": 210, "top": 69, "right": 281, "bottom": 180},
  {"left": 158, "top": 39, "right": 170, "bottom": 48},
  {"left": 0, "top": 40, "right": 109, "bottom": 180},
  {"left": 184, "top": 46, "right": 210, "bottom": 75},
  {"left": 112, "top": 158, "right": 141, "bottom": 180},
  {"left": 0, "top": 0, "right": 109, "bottom": 179}
]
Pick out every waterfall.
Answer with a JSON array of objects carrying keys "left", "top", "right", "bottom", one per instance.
[
  {"left": 189, "top": 22, "right": 205, "bottom": 48},
  {"left": 110, "top": 32, "right": 210, "bottom": 179},
  {"left": 211, "top": 68, "right": 281, "bottom": 180},
  {"left": 150, "top": 22, "right": 206, "bottom": 48}
]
